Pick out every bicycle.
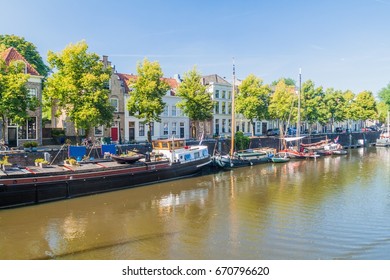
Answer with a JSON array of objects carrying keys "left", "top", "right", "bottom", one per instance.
[{"left": 81, "top": 137, "right": 101, "bottom": 147}]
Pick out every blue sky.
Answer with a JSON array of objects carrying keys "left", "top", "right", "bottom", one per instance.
[{"left": 2, "top": 0, "right": 390, "bottom": 95}]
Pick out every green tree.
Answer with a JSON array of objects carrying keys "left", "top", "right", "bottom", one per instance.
[
  {"left": 378, "top": 83, "right": 390, "bottom": 107},
  {"left": 350, "top": 90, "right": 377, "bottom": 127},
  {"left": 0, "top": 58, "right": 39, "bottom": 142},
  {"left": 44, "top": 41, "right": 114, "bottom": 139},
  {"left": 127, "top": 58, "right": 169, "bottom": 142},
  {"left": 268, "top": 80, "right": 297, "bottom": 136},
  {"left": 176, "top": 66, "right": 213, "bottom": 138},
  {"left": 0, "top": 34, "right": 50, "bottom": 77},
  {"left": 376, "top": 101, "right": 389, "bottom": 124},
  {"left": 301, "top": 80, "right": 327, "bottom": 131},
  {"left": 322, "top": 88, "right": 346, "bottom": 131},
  {"left": 236, "top": 74, "right": 271, "bottom": 136},
  {"left": 271, "top": 77, "right": 296, "bottom": 87},
  {"left": 342, "top": 90, "right": 356, "bottom": 131}
]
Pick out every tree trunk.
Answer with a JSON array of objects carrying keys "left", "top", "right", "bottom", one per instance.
[
  {"left": 147, "top": 122, "right": 152, "bottom": 143},
  {"left": 1, "top": 116, "right": 6, "bottom": 143}
]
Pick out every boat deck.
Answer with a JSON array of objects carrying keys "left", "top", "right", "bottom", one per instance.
[{"left": 0, "top": 160, "right": 153, "bottom": 178}]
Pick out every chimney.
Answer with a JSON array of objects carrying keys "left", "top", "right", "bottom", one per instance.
[{"left": 102, "top": 55, "right": 109, "bottom": 67}]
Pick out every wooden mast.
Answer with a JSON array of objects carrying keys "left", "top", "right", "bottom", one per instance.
[
  {"left": 230, "top": 59, "right": 236, "bottom": 156},
  {"left": 297, "top": 68, "right": 302, "bottom": 151}
]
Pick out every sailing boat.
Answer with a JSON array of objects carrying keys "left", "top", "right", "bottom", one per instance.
[
  {"left": 376, "top": 111, "right": 390, "bottom": 147},
  {"left": 278, "top": 69, "right": 320, "bottom": 159},
  {"left": 213, "top": 61, "right": 272, "bottom": 169}
]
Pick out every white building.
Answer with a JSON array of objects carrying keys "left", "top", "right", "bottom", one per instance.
[
  {"left": 120, "top": 74, "right": 190, "bottom": 142},
  {"left": 202, "top": 74, "right": 271, "bottom": 137},
  {"left": 201, "top": 75, "right": 233, "bottom": 136}
]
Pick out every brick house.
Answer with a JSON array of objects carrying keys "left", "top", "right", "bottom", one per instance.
[{"left": 0, "top": 47, "right": 43, "bottom": 147}]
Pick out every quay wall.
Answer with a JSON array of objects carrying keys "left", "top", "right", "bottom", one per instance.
[{"left": 0, "top": 132, "right": 381, "bottom": 167}]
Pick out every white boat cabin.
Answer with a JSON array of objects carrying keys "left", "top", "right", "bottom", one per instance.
[{"left": 152, "top": 139, "right": 209, "bottom": 163}]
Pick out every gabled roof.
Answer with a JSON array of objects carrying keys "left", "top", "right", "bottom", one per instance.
[
  {"left": 116, "top": 73, "right": 137, "bottom": 92},
  {"left": 117, "top": 73, "right": 179, "bottom": 94},
  {"left": 0, "top": 47, "right": 40, "bottom": 76},
  {"left": 201, "top": 74, "right": 231, "bottom": 86}
]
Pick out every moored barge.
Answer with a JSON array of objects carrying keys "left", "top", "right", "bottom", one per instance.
[{"left": 0, "top": 139, "right": 211, "bottom": 209}]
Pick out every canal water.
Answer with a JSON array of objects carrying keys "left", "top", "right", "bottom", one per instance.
[{"left": 1, "top": 147, "right": 389, "bottom": 260}]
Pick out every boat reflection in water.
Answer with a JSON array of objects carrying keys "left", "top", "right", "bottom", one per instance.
[{"left": 0, "top": 148, "right": 389, "bottom": 260}]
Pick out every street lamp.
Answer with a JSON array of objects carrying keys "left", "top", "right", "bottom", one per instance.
[{"left": 117, "top": 115, "right": 122, "bottom": 144}]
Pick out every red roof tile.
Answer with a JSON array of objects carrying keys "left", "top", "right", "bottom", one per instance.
[
  {"left": 117, "top": 73, "right": 179, "bottom": 94},
  {"left": 0, "top": 47, "right": 40, "bottom": 76}
]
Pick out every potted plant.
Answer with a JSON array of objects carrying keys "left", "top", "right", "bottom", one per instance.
[
  {"left": 0, "top": 155, "right": 13, "bottom": 171},
  {"left": 64, "top": 158, "right": 79, "bottom": 166},
  {"left": 30, "top": 141, "right": 38, "bottom": 152},
  {"left": 35, "top": 158, "right": 49, "bottom": 168},
  {"left": 23, "top": 141, "right": 38, "bottom": 152}
]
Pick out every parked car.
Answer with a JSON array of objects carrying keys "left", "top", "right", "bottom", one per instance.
[
  {"left": 335, "top": 127, "right": 343, "bottom": 133},
  {"left": 287, "top": 127, "right": 297, "bottom": 135},
  {"left": 361, "top": 127, "right": 375, "bottom": 132},
  {"left": 303, "top": 129, "right": 318, "bottom": 135},
  {"left": 368, "top": 126, "right": 378, "bottom": 131},
  {"left": 266, "top": 128, "right": 280, "bottom": 136}
]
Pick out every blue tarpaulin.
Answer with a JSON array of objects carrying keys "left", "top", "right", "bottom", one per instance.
[
  {"left": 68, "top": 146, "right": 87, "bottom": 161},
  {"left": 102, "top": 144, "right": 116, "bottom": 155}
]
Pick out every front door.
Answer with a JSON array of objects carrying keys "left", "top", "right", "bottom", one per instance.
[
  {"left": 262, "top": 122, "right": 268, "bottom": 135},
  {"left": 180, "top": 122, "right": 185, "bottom": 138},
  {"left": 7, "top": 127, "right": 17, "bottom": 147},
  {"left": 111, "top": 127, "right": 118, "bottom": 142},
  {"left": 128, "top": 122, "right": 135, "bottom": 141}
]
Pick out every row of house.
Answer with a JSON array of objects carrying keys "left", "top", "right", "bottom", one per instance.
[{"left": 1, "top": 50, "right": 365, "bottom": 147}]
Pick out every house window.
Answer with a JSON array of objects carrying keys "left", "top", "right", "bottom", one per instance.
[
  {"left": 215, "top": 119, "right": 219, "bottom": 135},
  {"left": 139, "top": 123, "right": 145, "bottom": 136},
  {"left": 163, "top": 122, "right": 169, "bottom": 135},
  {"left": 228, "top": 119, "right": 231, "bottom": 133},
  {"left": 28, "top": 88, "right": 37, "bottom": 98},
  {"left": 228, "top": 91, "right": 231, "bottom": 99},
  {"left": 172, "top": 122, "right": 177, "bottom": 136},
  {"left": 228, "top": 102, "right": 232, "bottom": 114},
  {"left": 214, "top": 103, "right": 219, "bottom": 114},
  {"left": 110, "top": 98, "right": 119, "bottom": 112},
  {"left": 256, "top": 122, "right": 261, "bottom": 134},
  {"left": 221, "top": 102, "right": 226, "bottom": 114},
  {"left": 172, "top": 105, "right": 177, "bottom": 116},
  {"left": 215, "top": 90, "right": 220, "bottom": 98},
  {"left": 222, "top": 90, "right": 226, "bottom": 99},
  {"left": 18, "top": 117, "right": 37, "bottom": 140},
  {"left": 222, "top": 119, "right": 226, "bottom": 133},
  {"left": 94, "top": 126, "right": 103, "bottom": 136},
  {"left": 163, "top": 105, "right": 169, "bottom": 116}
]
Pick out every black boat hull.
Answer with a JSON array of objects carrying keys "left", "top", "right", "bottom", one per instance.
[{"left": 0, "top": 157, "right": 211, "bottom": 209}]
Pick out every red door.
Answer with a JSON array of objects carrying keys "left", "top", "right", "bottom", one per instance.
[{"left": 111, "top": 127, "right": 118, "bottom": 142}]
